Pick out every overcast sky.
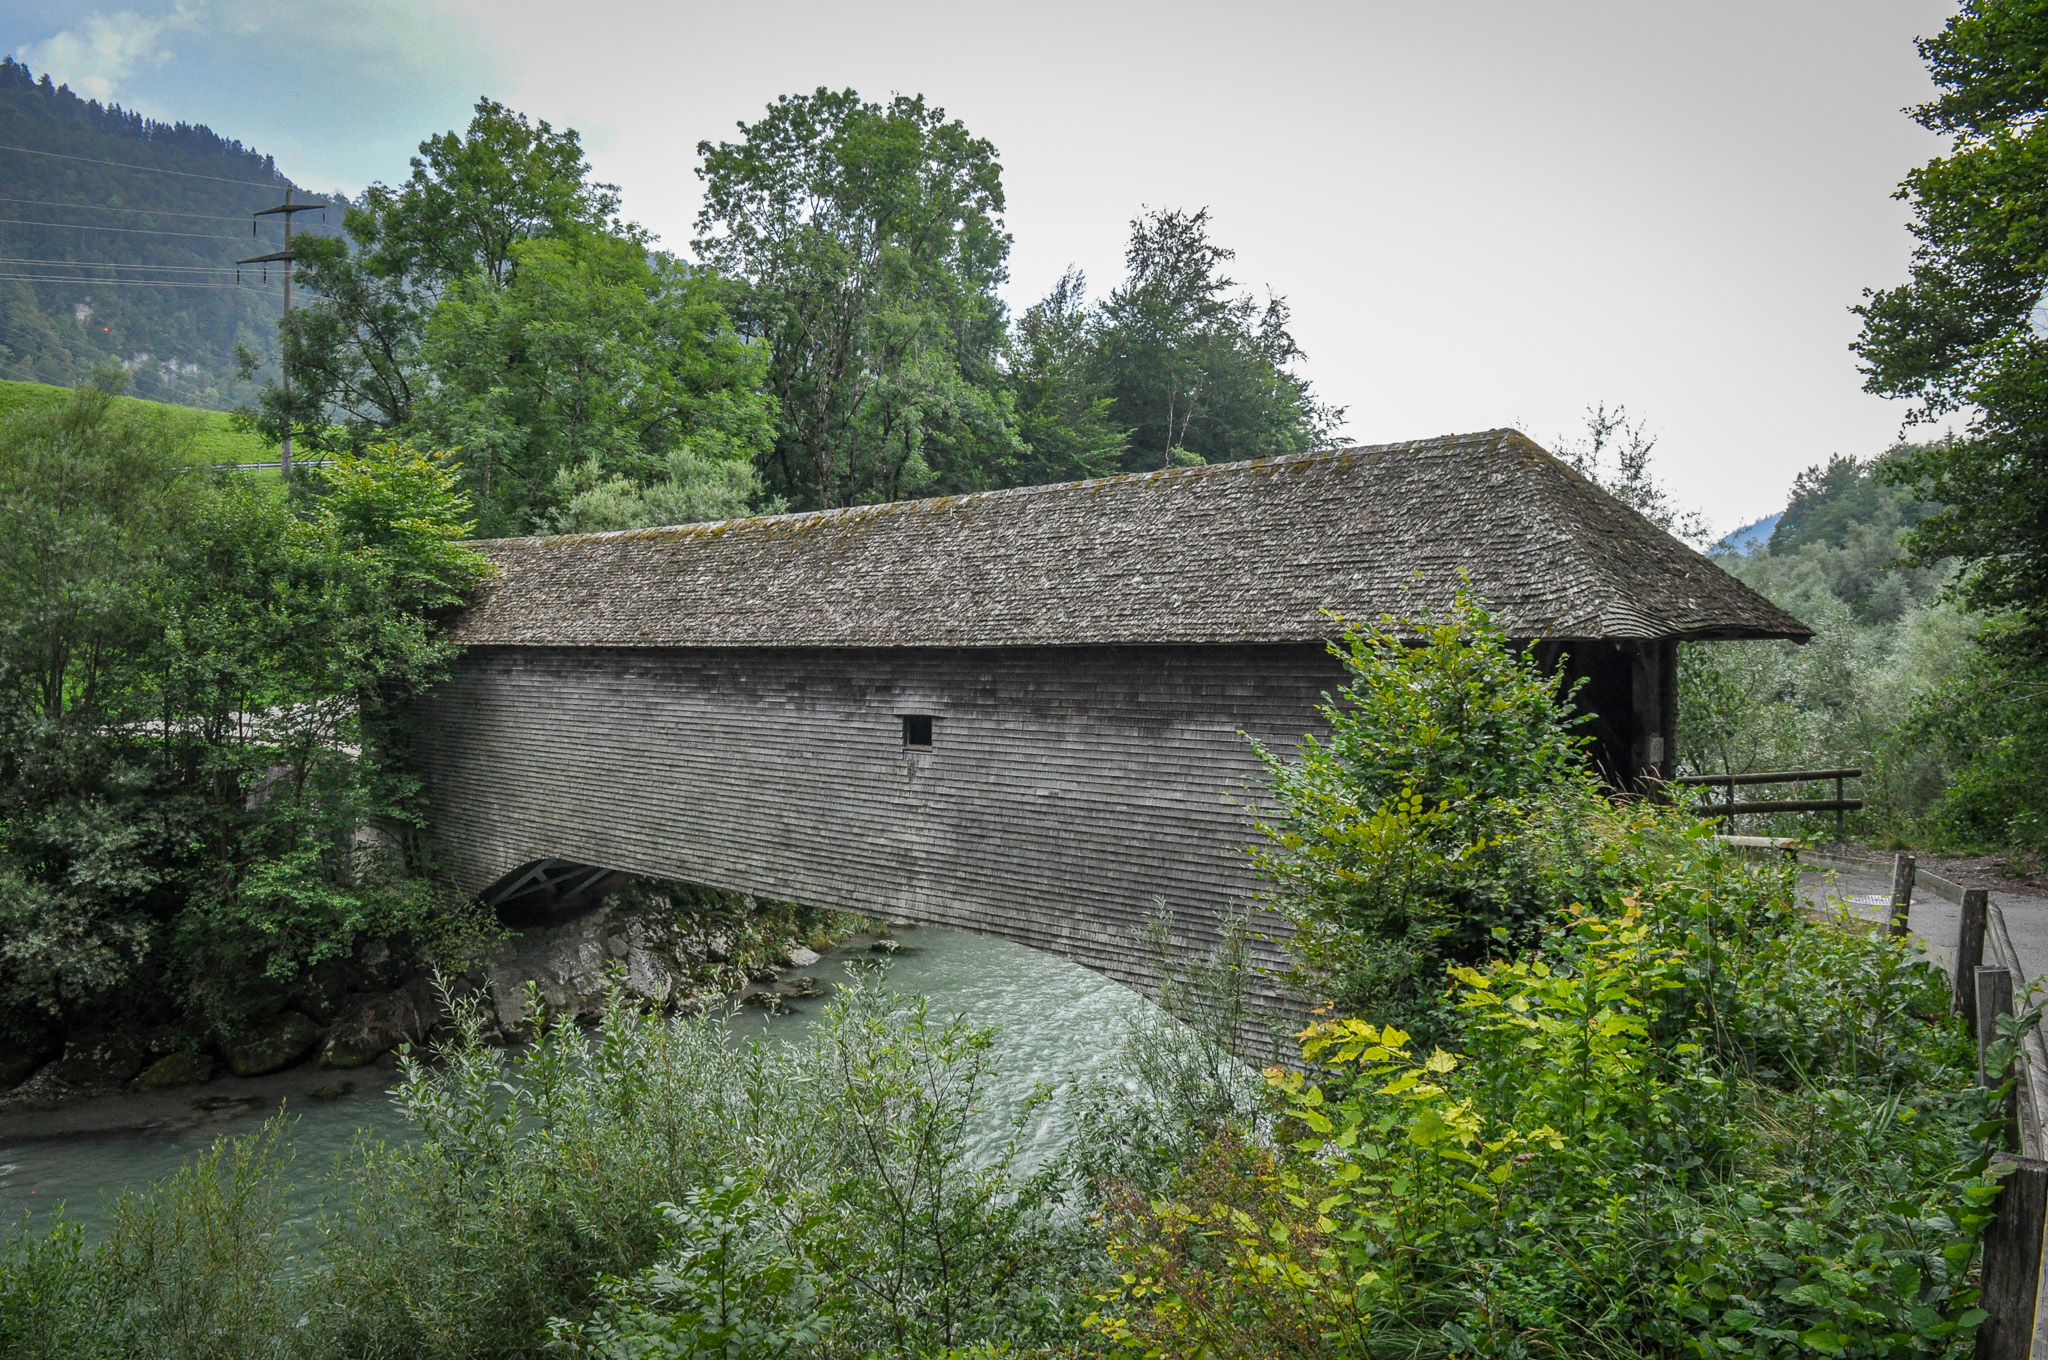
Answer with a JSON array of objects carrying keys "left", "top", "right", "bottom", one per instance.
[{"left": 3, "top": 0, "right": 1960, "bottom": 533}]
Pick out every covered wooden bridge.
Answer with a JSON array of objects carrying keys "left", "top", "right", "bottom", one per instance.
[{"left": 412, "top": 428, "right": 1806, "bottom": 1011}]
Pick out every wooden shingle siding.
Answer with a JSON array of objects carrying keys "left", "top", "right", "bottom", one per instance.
[
  {"left": 415, "top": 643, "right": 1347, "bottom": 1020},
  {"left": 415, "top": 427, "right": 1810, "bottom": 1033}
]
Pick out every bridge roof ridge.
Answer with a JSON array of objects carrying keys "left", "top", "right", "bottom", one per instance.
[
  {"left": 449, "top": 428, "right": 1809, "bottom": 649},
  {"left": 477, "top": 433, "right": 1484, "bottom": 550}
]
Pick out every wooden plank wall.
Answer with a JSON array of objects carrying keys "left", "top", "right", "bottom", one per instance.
[{"left": 412, "top": 643, "right": 1349, "bottom": 1025}]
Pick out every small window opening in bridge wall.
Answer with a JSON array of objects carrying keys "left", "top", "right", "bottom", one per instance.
[{"left": 902, "top": 715, "right": 933, "bottom": 747}]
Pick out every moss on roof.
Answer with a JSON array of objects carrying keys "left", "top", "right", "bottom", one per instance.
[{"left": 449, "top": 429, "right": 1809, "bottom": 649}]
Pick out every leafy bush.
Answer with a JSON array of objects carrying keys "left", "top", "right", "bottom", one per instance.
[
  {"left": 304, "top": 972, "right": 1091, "bottom": 1359},
  {"left": 1905, "top": 629, "right": 2048, "bottom": 854},
  {"left": 0, "top": 1123, "right": 297, "bottom": 1360},
  {"left": 550, "top": 1174, "right": 832, "bottom": 1360},
  {"left": 0, "top": 386, "right": 497, "bottom": 1044},
  {"left": 1251, "top": 592, "right": 1600, "bottom": 1037},
  {"left": 1101, "top": 613, "right": 2013, "bottom": 1358},
  {"left": 0, "top": 971, "right": 1098, "bottom": 1359},
  {"left": 1094, "top": 830, "right": 2008, "bottom": 1356},
  {"left": 1067, "top": 908, "right": 1270, "bottom": 1200}
]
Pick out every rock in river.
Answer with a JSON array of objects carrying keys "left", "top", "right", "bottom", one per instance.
[
  {"left": 223, "top": 1012, "right": 323, "bottom": 1077},
  {"left": 136, "top": 1051, "right": 215, "bottom": 1089},
  {"left": 319, "top": 990, "right": 423, "bottom": 1068},
  {"left": 51, "top": 1031, "right": 147, "bottom": 1087},
  {"left": 0, "top": 1030, "right": 58, "bottom": 1089}
]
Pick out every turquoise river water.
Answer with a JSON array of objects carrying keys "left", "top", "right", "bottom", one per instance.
[{"left": 0, "top": 926, "right": 1149, "bottom": 1239}]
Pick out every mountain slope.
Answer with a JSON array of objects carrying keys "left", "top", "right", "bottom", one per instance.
[
  {"left": 0, "top": 57, "right": 338, "bottom": 409},
  {"left": 1714, "top": 511, "right": 1781, "bottom": 556}
]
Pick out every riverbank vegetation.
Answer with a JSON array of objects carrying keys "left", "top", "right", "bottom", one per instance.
[
  {"left": 0, "top": 380, "right": 496, "bottom": 1082},
  {"left": 0, "top": 594, "right": 2013, "bottom": 1359}
]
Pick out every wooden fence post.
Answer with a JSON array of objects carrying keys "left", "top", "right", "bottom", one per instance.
[
  {"left": 1979, "top": 965, "right": 2020, "bottom": 1152},
  {"left": 1958, "top": 889, "right": 1991, "bottom": 1035},
  {"left": 1889, "top": 853, "right": 1917, "bottom": 937},
  {"left": 1976, "top": 1154, "right": 2048, "bottom": 1360}
]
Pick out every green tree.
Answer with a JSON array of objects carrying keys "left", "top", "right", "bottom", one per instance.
[
  {"left": 377, "top": 97, "right": 626, "bottom": 289},
  {"left": 1852, "top": 0, "right": 2048, "bottom": 653},
  {"left": 1251, "top": 594, "right": 1596, "bottom": 1034},
  {"left": 695, "top": 89, "right": 1023, "bottom": 509},
  {"left": 0, "top": 379, "right": 198, "bottom": 720},
  {"left": 1092, "top": 207, "right": 1342, "bottom": 470},
  {"left": 257, "top": 98, "right": 627, "bottom": 452},
  {"left": 1552, "top": 402, "right": 1709, "bottom": 544},
  {"left": 0, "top": 382, "right": 493, "bottom": 1040},
  {"left": 417, "top": 233, "right": 776, "bottom": 536},
  {"left": 1001, "top": 268, "right": 1127, "bottom": 484}
]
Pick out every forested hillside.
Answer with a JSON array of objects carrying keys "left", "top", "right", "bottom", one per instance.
[
  {"left": 0, "top": 58, "right": 336, "bottom": 408},
  {"left": 1679, "top": 446, "right": 2043, "bottom": 855}
]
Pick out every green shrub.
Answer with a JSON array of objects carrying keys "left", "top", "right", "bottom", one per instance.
[
  {"left": 1100, "top": 599, "right": 2009, "bottom": 1357},
  {"left": 303, "top": 972, "right": 1092, "bottom": 1359},
  {"left": 1093, "top": 809, "right": 2010, "bottom": 1358},
  {"left": 0, "top": 1122, "right": 297, "bottom": 1360},
  {"left": 1251, "top": 591, "right": 1601, "bottom": 1038},
  {"left": 549, "top": 1173, "right": 831, "bottom": 1359},
  {"left": 1066, "top": 908, "right": 1271, "bottom": 1200}
]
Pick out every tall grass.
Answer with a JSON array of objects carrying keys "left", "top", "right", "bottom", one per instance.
[{"left": 0, "top": 1124, "right": 296, "bottom": 1359}]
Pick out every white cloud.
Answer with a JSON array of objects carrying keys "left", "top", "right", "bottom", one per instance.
[{"left": 17, "top": 4, "right": 197, "bottom": 102}]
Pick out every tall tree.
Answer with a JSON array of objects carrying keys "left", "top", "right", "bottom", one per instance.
[
  {"left": 417, "top": 233, "right": 775, "bottom": 537},
  {"left": 0, "top": 378, "right": 198, "bottom": 721},
  {"left": 253, "top": 99, "right": 776, "bottom": 536},
  {"left": 1002, "top": 269, "right": 1127, "bottom": 484},
  {"left": 378, "top": 98, "right": 627, "bottom": 289},
  {"left": 0, "top": 383, "right": 494, "bottom": 1038},
  {"left": 1091, "top": 208, "right": 1342, "bottom": 470},
  {"left": 1553, "top": 402, "right": 1709, "bottom": 544},
  {"left": 695, "top": 89, "right": 1022, "bottom": 510},
  {"left": 255, "top": 99, "right": 626, "bottom": 451},
  {"left": 1853, "top": 0, "right": 2048, "bottom": 652}
]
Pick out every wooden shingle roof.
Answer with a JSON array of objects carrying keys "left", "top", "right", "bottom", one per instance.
[{"left": 448, "top": 429, "right": 1809, "bottom": 648}]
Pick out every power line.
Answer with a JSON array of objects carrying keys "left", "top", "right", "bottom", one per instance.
[
  {"left": 0, "top": 273, "right": 248, "bottom": 288},
  {"left": 0, "top": 195, "right": 268, "bottom": 222},
  {"left": 0, "top": 215, "right": 262, "bottom": 240},
  {"left": 0, "top": 142, "right": 283, "bottom": 188},
  {"left": 0, "top": 257, "right": 243, "bottom": 272}
]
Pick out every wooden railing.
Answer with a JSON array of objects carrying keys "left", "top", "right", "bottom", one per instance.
[{"left": 1678, "top": 767, "right": 1864, "bottom": 839}]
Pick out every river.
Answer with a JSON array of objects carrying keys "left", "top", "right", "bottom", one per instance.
[{"left": 0, "top": 926, "right": 1150, "bottom": 1238}]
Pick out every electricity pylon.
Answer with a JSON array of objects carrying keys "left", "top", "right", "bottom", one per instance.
[{"left": 239, "top": 185, "right": 326, "bottom": 475}]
